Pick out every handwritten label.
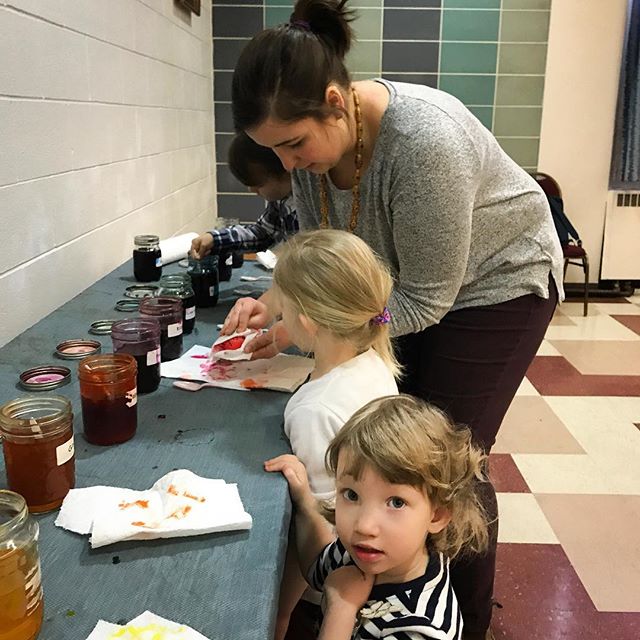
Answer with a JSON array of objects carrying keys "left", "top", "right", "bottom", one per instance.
[
  {"left": 125, "top": 388, "right": 138, "bottom": 408},
  {"left": 167, "top": 321, "right": 183, "bottom": 337},
  {"left": 146, "top": 347, "right": 161, "bottom": 366},
  {"left": 185, "top": 306, "right": 196, "bottom": 320},
  {"left": 55, "top": 435, "right": 75, "bottom": 466}
]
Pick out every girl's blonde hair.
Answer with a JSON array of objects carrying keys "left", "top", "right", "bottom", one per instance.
[
  {"left": 273, "top": 229, "right": 399, "bottom": 377},
  {"left": 325, "top": 394, "right": 489, "bottom": 559}
]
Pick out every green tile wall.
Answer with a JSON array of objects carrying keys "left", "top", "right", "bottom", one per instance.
[{"left": 212, "top": 0, "right": 550, "bottom": 219}]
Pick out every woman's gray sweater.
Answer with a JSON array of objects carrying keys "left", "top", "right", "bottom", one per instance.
[{"left": 293, "top": 80, "right": 564, "bottom": 337}]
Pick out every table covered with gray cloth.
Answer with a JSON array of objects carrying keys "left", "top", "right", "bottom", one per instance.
[{"left": 0, "top": 260, "right": 291, "bottom": 640}]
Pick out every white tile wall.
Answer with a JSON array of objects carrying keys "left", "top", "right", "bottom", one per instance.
[{"left": 0, "top": 0, "right": 216, "bottom": 347}]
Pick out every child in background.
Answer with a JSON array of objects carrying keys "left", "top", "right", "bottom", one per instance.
[
  {"left": 265, "top": 395, "right": 489, "bottom": 640},
  {"left": 190, "top": 132, "right": 297, "bottom": 259},
  {"left": 268, "top": 229, "right": 400, "bottom": 639}
]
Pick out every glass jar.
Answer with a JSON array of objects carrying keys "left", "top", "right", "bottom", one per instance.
[
  {"left": 225, "top": 218, "right": 244, "bottom": 269},
  {"left": 0, "top": 396, "right": 75, "bottom": 513},
  {"left": 139, "top": 296, "right": 183, "bottom": 361},
  {"left": 232, "top": 251, "right": 244, "bottom": 269},
  {"left": 78, "top": 354, "right": 138, "bottom": 446},
  {"left": 218, "top": 250, "right": 233, "bottom": 282},
  {"left": 188, "top": 255, "right": 219, "bottom": 308},
  {"left": 158, "top": 275, "right": 196, "bottom": 334},
  {"left": 111, "top": 318, "right": 161, "bottom": 394},
  {"left": 0, "top": 491, "right": 43, "bottom": 640},
  {"left": 133, "top": 234, "right": 162, "bottom": 282}
]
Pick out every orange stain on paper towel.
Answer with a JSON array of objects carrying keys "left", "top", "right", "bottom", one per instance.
[
  {"left": 119, "top": 500, "right": 149, "bottom": 509},
  {"left": 241, "top": 378, "right": 262, "bottom": 389}
]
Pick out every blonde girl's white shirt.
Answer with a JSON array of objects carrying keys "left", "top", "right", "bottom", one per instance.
[{"left": 284, "top": 349, "right": 399, "bottom": 500}]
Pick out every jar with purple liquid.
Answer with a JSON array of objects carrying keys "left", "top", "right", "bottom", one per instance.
[
  {"left": 111, "top": 318, "right": 161, "bottom": 394},
  {"left": 188, "top": 255, "right": 219, "bottom": 308},
  {"left": 139, "top": 296, "right": 183, "bottom": 361}
]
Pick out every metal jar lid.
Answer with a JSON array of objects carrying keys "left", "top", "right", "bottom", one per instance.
[
  {"left": 115, "top": 299, "right": 140, "bottom": 312},
  {"left": 124, "top": 284, "right": 159, "bottom": 299},
  {"left": 88, "top": 319, "right": 116, "bottom": 336},
  {"left": 55, "top": 339, "right": 102, "bottom": 360},
  {"left": 19, "top": 365, "right": 72, "bottom": 391}
]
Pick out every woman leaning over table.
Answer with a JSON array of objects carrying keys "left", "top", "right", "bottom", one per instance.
[{"left": 222, "top": 0, "right": 564, "bottom": 637}]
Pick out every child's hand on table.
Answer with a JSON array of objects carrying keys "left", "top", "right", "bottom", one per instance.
[{"left": 264, "top": 454, "right": 313, "bottom": 506}]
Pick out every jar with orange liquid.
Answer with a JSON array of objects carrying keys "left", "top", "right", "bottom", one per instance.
[
  {"left": 0, "top": 490, "right": 43, "bottom": 640},
  {"left": 0, "top": 396, "right": 75, "bottom": 513}
]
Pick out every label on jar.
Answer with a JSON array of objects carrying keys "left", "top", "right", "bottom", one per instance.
[
  {"left": 125, "top": 388, "right": 138, "bottom": 408},
  {"left": 168, "top": 321, "right": 183, "bottom": 337},
  {"left": 146, "top": 347, "right": 161, "bottom": 365},
  {"left": 185, "top": 306, "right": 196, "bottom": 320},
  {"left": 209, "top": 286, "right": 216, "bottom": 297},
  {"left": 155, "top": 257, "right": 163, "bottom": 267},
  {"left": 25, "top": 562, "right": 42, "bottom": 611},
  {"left": 56, "top": 435, "right": 75, "bottom": 466},
  {"left": 225, "top": 254, "right": 233, "bottom": 266}
]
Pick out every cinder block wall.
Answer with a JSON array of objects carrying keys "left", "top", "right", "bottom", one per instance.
[{"left": 0, "top": 0, "right": 216, "bottom": 347}]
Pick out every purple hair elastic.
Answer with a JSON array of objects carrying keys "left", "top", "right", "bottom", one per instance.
[
  {"left": 371, "top": 307, "right": 391, "bottom": 326},
  {"left": 289, "top": 18, "right": 311, "bottom": 31}
]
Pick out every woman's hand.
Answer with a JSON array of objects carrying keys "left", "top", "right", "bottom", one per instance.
[
  {"left": 221, "top": 297, "right": 273, "bottom": 335},
  {"left": 244, "top": 322, "right": 292, "bottom": 360},
  {"left": 190, "top": 233, "right": 214, "bottom": 259}
]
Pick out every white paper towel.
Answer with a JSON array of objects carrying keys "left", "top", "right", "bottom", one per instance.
[
  {"left": 160, "top": 233, "right": 199, "bottom": 265},
  {"left": 55, "top": 469, "right": 252, "bottom": 548},
  {"left": 85, "top": 611, "right": 210, "bottom": 640}
]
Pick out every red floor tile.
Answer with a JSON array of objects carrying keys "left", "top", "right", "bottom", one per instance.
[
  {"left": 493, "top": 543, "right": 640, "bottom": 640},
  {"left": 612, "top": 315, "right": 640, "bottom": 337},
  {"left": 526, "top": 356, "right": 640, "bottom": 396},
  {"left": 489, "top": 454, "right": 530, "bottom": 493}
]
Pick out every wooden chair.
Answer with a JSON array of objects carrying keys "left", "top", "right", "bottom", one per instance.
[{"left": 533, "top": 172, "right": 589, "bottom": 316}]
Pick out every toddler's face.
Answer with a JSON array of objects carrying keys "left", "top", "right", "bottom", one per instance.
[{"left": 334, "top": 453, "right": 449, "bottom": 584}]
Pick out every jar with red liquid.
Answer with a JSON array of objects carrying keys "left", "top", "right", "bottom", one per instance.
[
  {"left": 0, "top": 491, "right": 43, "bottom": 640},
  {"left": 78, "top": 354, "right": 138, "bottom": 446},
  {"left": 111, "top": 318, "right": 161, "bottom": 394},
  {"left": 139, "top": 296, "right": 183, "bottom": 361},
  {"left": 0, "top": 396, "right": 75, "bottom": 514}
]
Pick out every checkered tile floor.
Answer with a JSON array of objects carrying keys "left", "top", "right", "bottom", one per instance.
[{"left": 490, "top": 294, "right": 640, "bottom": 639}]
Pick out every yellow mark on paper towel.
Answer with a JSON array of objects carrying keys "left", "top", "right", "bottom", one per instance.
[{"left": 109, "top": 622, "right": 188, "bottom": 638}]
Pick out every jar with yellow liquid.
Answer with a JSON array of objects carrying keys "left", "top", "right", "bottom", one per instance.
[{"left": 0, "top": 490, "right": 43, "bottom": 640}]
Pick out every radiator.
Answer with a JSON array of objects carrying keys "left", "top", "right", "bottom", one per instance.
[{"left": 600, "top": 191, "right": 640, "bottom": 280}]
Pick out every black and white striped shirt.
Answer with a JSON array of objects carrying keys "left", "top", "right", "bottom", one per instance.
[{"left": 309, "top": 539, "right": 462, "bottom": 639}]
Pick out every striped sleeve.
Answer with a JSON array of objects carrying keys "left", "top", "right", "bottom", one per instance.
[{"left": 307, "top": 538, "right": 351, "bottom": 591}]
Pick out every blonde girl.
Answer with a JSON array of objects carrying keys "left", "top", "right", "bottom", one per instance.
[
  {"left": 251, "top": 229, "right": 399, "bottom": 639},
  {"left": 265, "top": 394, "right": 489, "bottom": 640}
]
